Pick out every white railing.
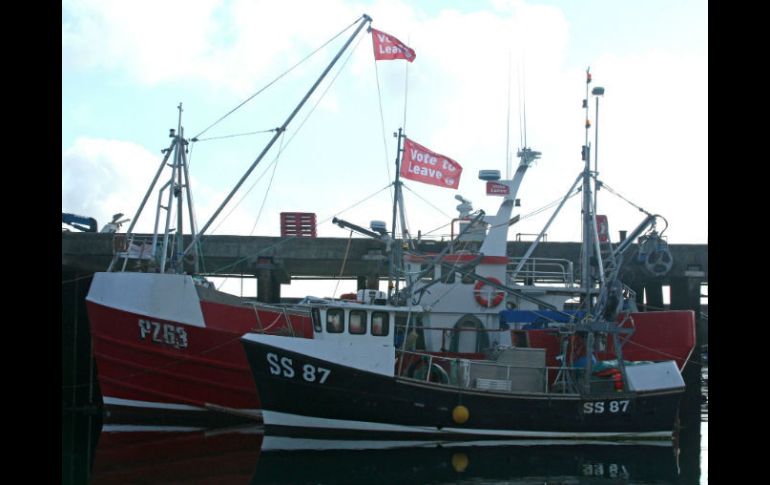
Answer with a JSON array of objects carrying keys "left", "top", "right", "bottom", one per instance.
[
  {"left": 507, "top": 257, "right": 575, "bottom": 286},
  {"left": 396, "top": 349, "right": 589, "bottom": 395},
  {"left": 109, "top": 234, "right": 158, "bottom": 271}
]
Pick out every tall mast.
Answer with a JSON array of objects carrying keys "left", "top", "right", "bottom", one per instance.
[
  {"left": 113, "top": 104, "right": 192, "bottom": 274},
  {"left": 184, "top": 14, "right": 373, "bottom": 257},
  {"left": 581, "top": 68, "right": 594, "bottom": 312},
  {"left": 175, "top": 104, "right": 185, "bottom": 272},
  {"left": 390, "top": 128, "right": 405, "bottom": 298}
]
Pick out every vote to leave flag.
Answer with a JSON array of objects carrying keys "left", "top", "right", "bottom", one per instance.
[
  {"left": 371, "top": 28, "right": 415, "bottom": 63},
  {"left": 400, "top": 137, "right": 462, "bottom": 189}
]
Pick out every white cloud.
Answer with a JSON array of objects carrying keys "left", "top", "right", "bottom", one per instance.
[
  {"left": 62, "top": 0, "right": 363, "bottom": 94},
  {"left": 62, "top": 138, "right": 160, "bottom": 231},
  {"left": 61, "top": 137, "right": 260, "bottom": 235},
  {"left": 63, "top": 0, "right": 222, "bottom": 82},
  {"left": 63, "top": 0, "right": 706, "bottom": 244}
]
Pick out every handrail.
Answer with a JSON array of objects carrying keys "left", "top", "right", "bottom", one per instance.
[
  {"left": 507, "top": 257, "right": 575, "bottom": 286},
  {"left": 396, "top": 349, "right": 590, "bottom": 395}
]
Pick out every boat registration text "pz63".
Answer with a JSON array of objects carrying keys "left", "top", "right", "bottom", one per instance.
[
  {"left": 582, "top": 400, "right": 630, "bottom": 414},
  {"left": 266, "top": 352, "right": 331, "bottom": 384},
  {"left": 138, "top": 319, "right": 188, "bottom": 350}
]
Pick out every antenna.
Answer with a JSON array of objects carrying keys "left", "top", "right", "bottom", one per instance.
[
  {"left": 521, "top": 62, "right": 528, "bottom": 148},
  {"left": 591, "top": 85, "right": 605, "bottom": 213},
  {"left": 505, "top": 51, "right": 512, "bottom": 179}
]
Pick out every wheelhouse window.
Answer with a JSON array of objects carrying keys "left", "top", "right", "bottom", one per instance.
[
  {"left": 371, "top": 311, "right": 390, "bottom": 336},
  {"left": 312, "top": 308, "right": 322, "bottom": 333},
  {"left": 326, "top": 308, "right": 344, "bottom": 333},
  {"left": 349, "top": 310, "right": 367, "bottom": 335}
]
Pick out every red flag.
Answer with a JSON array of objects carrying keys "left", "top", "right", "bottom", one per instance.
[
  {"left": 371, "top": 28, "right": 416, "bottom": 63},
  {"left": 400, "top": 138, "right": 462, "bottom": 189}
]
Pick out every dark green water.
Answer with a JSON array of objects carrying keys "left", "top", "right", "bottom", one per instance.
[{"left": 63, "top": 381, "right": 707, "bottom": 485}]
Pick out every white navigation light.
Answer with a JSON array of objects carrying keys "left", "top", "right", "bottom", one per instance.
[{"left": 479, "top": 170, "right": 501, "bottom": 181}]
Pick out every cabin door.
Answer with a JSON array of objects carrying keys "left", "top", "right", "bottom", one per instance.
[{"left": 451, "top": 314, "right": 488, "bottom": 353}]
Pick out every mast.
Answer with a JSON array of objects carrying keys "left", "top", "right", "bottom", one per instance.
[
  {"left": 180, "top": 133, "right": 199, "bottom": 273},
  {"left": 581, "top": 67, "right": 595, "bottom": 393},
  {"left": 581, "top": 68, "right": 594, "bottom": 312},
  {"left": 159, "top": 105, "right": 186, "bottom": 274},
  {"left": 390, "top": 128, "right": 405, "bottom": 298},
  {"left": 184, "top": 14, "right": 373, "bottom": 258},
  {"left": 592, "top": 86, "right": 604, "bottom": 214},
  {"left": 112, "top": 103, "right": 195, "bottom": 275},
  {"left": 175, "top": 104, "right": 185, "bottom": 272}
]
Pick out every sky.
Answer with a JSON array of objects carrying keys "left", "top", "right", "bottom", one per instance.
[{"left": 62, "top": 0, "right": 707, "bottom": 297}]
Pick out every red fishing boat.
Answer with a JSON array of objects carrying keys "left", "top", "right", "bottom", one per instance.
[{"left": 86, "top": 15, "right": 374, "bottom": 423}]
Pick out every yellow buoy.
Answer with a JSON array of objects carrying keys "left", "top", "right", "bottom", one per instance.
[
  {"left": 451, "top": 452, "right": 469, "bottom": 472},
  {"left": 452, "top": 405, "right": 469, "bottom": 424}
]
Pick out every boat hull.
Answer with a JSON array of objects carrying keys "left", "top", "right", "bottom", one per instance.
[
  {"left": 518, "top": 310, "right": 696, "bottom": 372},
  {"left": 86, "top": 272, "right": 311, "bottom": 422},
  {"left": 241, "top": 335, "right": 683, "bottom": 440}
]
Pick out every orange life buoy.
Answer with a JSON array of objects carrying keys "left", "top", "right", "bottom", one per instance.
[{"left": 473, "top": 278, "right": 505, "bottom": 308}]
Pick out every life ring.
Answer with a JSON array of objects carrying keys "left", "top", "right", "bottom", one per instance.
[{"left": 474, "top": 278, "right": 505, "bottom": 308}]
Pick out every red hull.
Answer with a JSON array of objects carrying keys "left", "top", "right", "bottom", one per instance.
[
  {"left": 87, "top": 292, "right": 311, "bottom": 419},
  {"left": 526, "top": 310, "right": 696, "bottom": 371}
]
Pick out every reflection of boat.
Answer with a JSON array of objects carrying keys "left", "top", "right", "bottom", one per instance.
[
  {"left": 241, "top": 70, "right": 694, "bottom": 440},
  {"left": 253, "top": 436, "right": 680, "bottom": 484},
  {"left": 88, "top": 422, "right": 679, "bottom": 484},
  {"left": 85, "top": 15, "right": 374, "bottom": 423},
  {"left": 90, "top": 424, "right": 264, "bottom": 485}
]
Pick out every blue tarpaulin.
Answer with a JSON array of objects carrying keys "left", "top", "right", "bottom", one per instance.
[{"left": 499, "top": 310, "right": 586, "bottom": 329}]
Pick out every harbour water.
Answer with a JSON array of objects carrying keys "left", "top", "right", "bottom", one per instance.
[{"left": 63, "top": 367, "right": 707, "bottom": 484}]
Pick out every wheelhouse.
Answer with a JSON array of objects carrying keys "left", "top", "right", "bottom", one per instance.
[{"left": 308, "top": 301, "right": 426, "bottom": 347}]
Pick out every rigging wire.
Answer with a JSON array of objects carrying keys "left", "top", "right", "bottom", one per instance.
[
  {"left": 402, "top": 35, "right": 410, "bottom": 133},
  {"left": 519, "top": 187, "right": 581, "bottom": 221},
  {"left": 207, "top": 28, "right": 366, "bottom": 238},
  {"left": 518, "top": 58, "right": 525, "bottom": 149},
  {"left": 505, "top": 50, "right": 511, "bottom": 179},
  {"left": 401, "top": 183, "right": 453, "bottom": 220},
  {"left": 249, "top": 131, "right": 286, "bottom": 236},
  {"left": 318, "top": 183, "right": 393, "bottom": 225},
  {"left": 521, "top": 60, "right": 528, "bottom": 148},
  {"left": 192, "top": 16, "right": 361, "bottom": 141},
  {"left": 372, "top": 52, "right": 394, "bottom": 204},
  {"left": 331, "top": 230, "right": 354, "bottom": 298},
  {"left": 420, "top": 186, "right": 581, "bottom": 239},
  {"left": 599, "top": 181, "right": 652, "bottom": 215},
  {"left": 194, "top": 128, "right": 279, "bottom": 143},
  {"left": 205, "top": 183, "right": 391, "bottom": 277},
  {"left": 209, "top": 157, "right": 279, "bottom": 236}
]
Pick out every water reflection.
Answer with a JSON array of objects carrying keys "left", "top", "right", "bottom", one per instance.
[
  {"left": 90, "top": 423, "right": 262, "bottom": 484},
  {"left": 255, "top": 436, "right": 680, "bottom": 484},
  {"left": 84, "top": 419, "right": 683, "bottom": 485}
]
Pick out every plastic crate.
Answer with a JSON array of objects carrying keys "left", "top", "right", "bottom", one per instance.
[{"left": 280, "top": 212, "right": 317, "bottom": 238}]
